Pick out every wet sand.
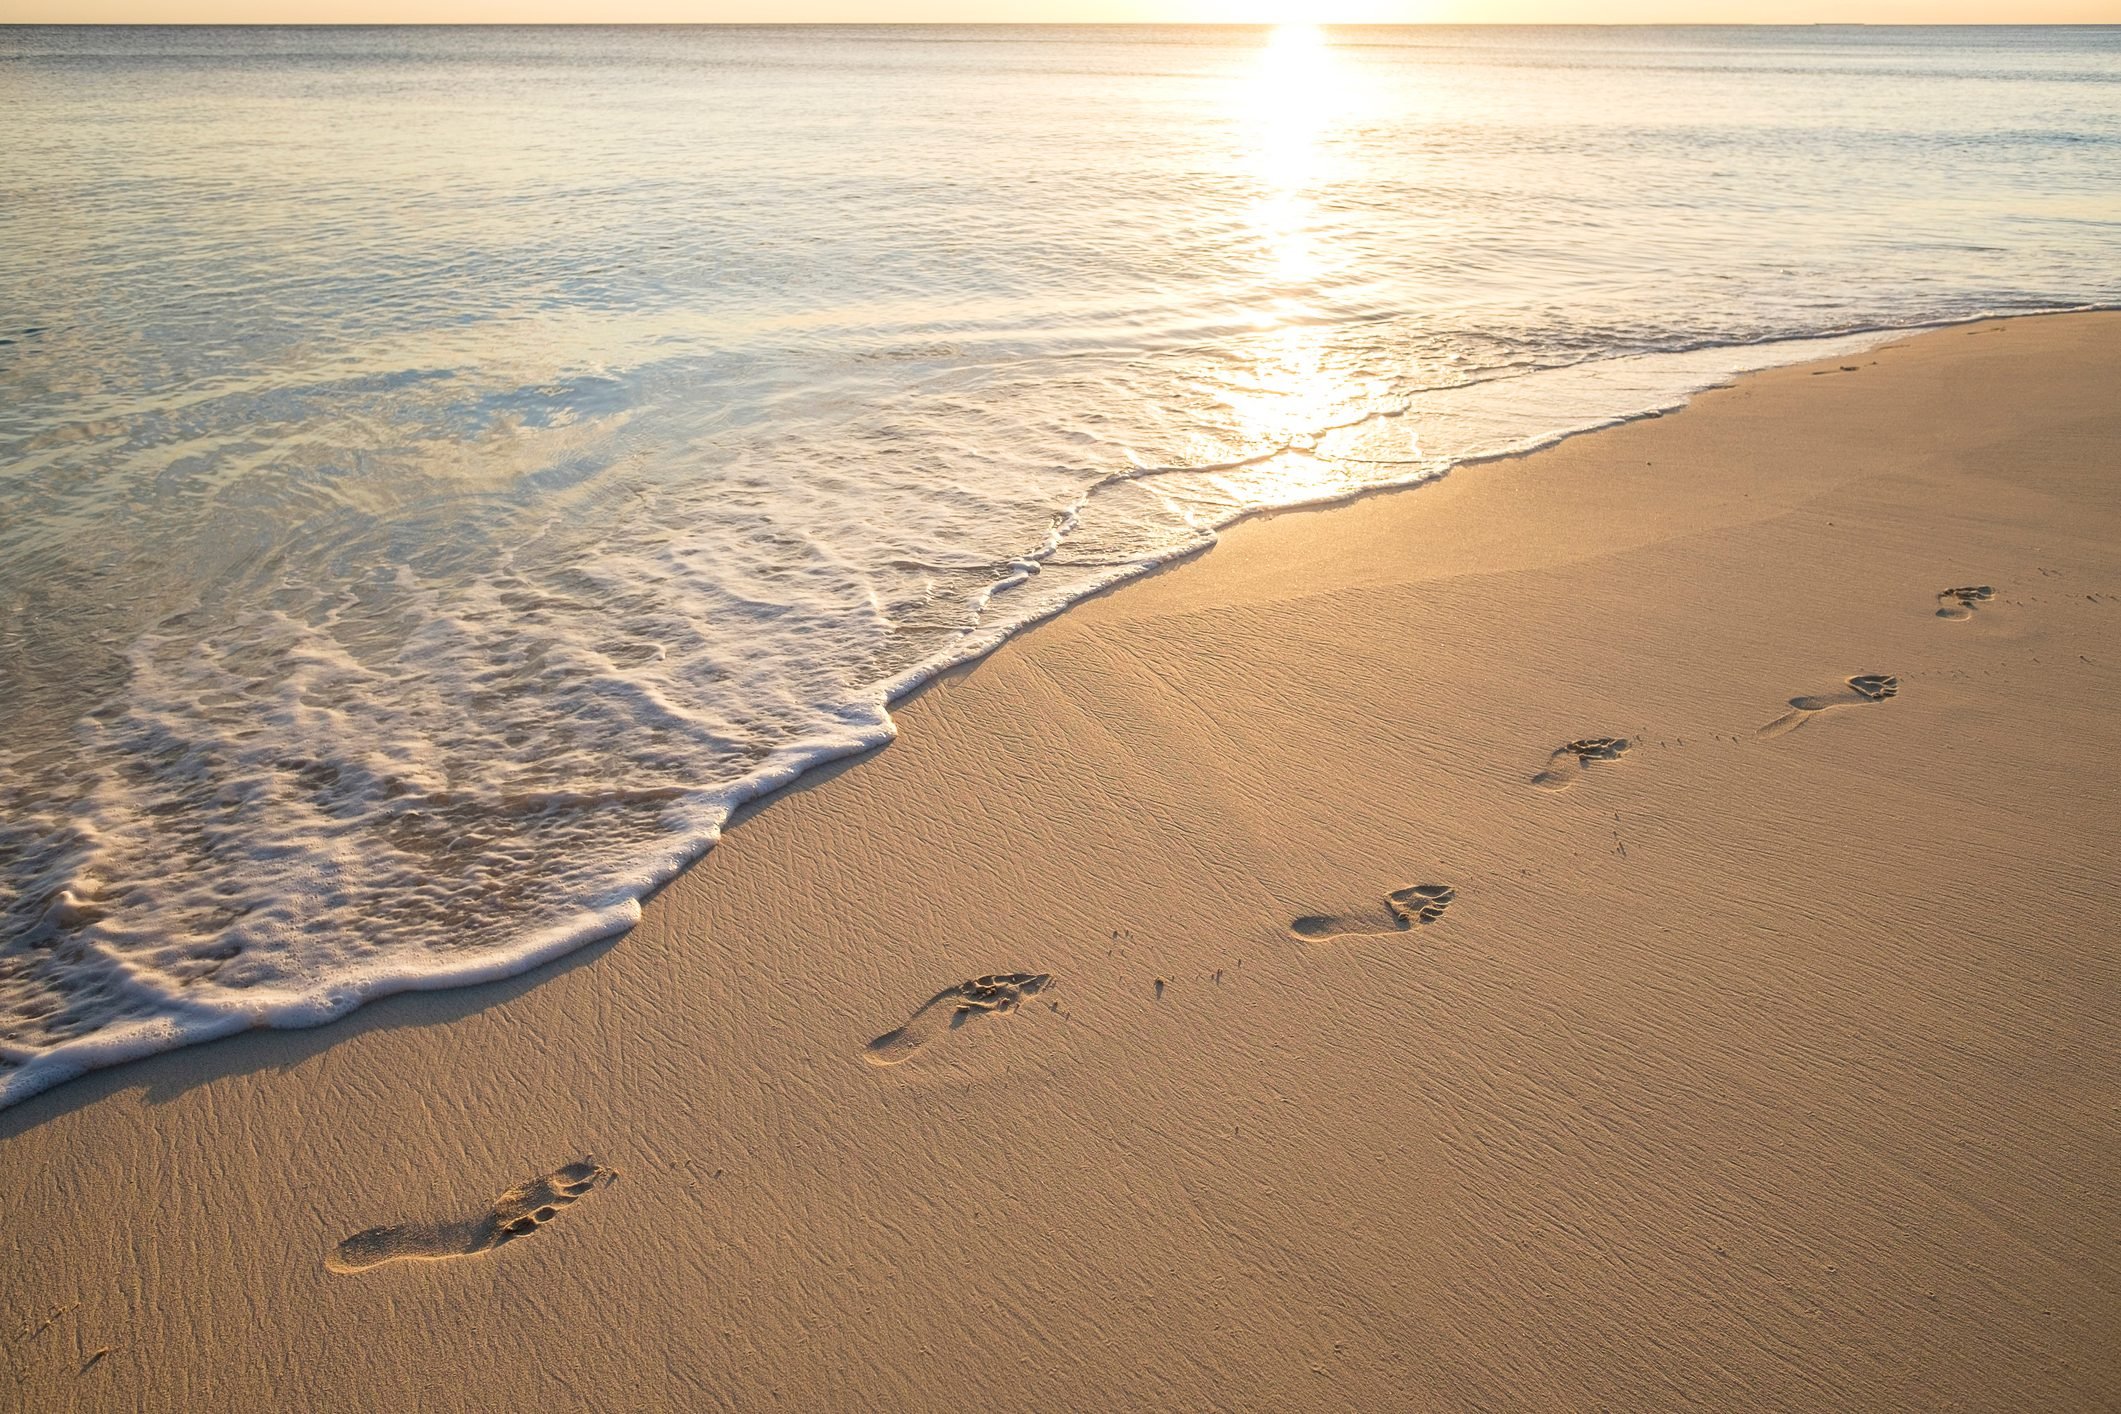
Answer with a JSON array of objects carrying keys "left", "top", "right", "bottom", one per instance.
[{"left": 5, "top": 313, "right": 2117, "bottom": 1410}]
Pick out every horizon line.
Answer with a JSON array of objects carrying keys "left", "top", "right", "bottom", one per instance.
[{"left": 8, "top": 17, "right": 2119, "bottom": 24}]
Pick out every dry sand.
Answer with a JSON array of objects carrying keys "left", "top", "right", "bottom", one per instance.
[{"left": 5, "top": 313, "right": 2118, "bottom": 1411}]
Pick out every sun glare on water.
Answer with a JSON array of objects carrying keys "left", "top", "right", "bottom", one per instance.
[
  {"left": 1214, "top": 22, "right": 1392, "bottom": 505},
  {"left": 1252, "top": 23, "right": 1335, "bottom": 191},
  {"left": 1241, "top": 24, "right": 1341, "bottom": 310}
]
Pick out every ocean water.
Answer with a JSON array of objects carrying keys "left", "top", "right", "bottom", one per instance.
[{"left": 2, "top": 23, "right": 2117, "bottom": 1107}]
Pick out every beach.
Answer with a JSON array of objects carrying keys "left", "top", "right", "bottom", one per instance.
[{"left": 5, "top": 312, "right": 2118, "bottom": 1409}]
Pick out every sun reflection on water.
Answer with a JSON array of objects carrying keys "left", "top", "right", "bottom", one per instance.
[
  {"left": 1250, "top": 22, "right": 1338, "bottom": 250},
  {"left": 1218, "top": 24, "right": 1384, "bottom": 505}
]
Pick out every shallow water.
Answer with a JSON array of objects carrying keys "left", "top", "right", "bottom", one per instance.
[{"left": 3, "top": 23, "right": 2117, "bottom": 1106}]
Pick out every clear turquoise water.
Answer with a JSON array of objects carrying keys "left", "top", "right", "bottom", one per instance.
[{"left": 3, "top": 24, "right": 2117, "bottom": 1104}]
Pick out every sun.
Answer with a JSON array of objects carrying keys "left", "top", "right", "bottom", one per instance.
[{"left": 1262, "top": 21, "right": 1328, "bottom": 60}]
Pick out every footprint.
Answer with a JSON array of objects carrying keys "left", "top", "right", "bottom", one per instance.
[
  {"left": 1936, "top": 585, "right": 1995, "bottom": 620},
  {"left": 1758, "top": 674, "right": 1898, "bottom": 738},
  {"left": 326, "top": 1160, "right": 615, "bottom": 1274},
  {"left": 1292, "top": 883, "right": 1455, "bottom": 941},
  {"left": 864, "top": 972, "right": 1051, "bottom": 1067},
  {"left": 1530, "top": 736, "right": 1631, "bottom": 791}
]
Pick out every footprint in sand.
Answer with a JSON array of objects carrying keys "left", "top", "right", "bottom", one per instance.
[
  {"left": 326, "top": 1160, "right": 615, "bottom": 1274},
  {"left": 864, "top": 972, "right": 1052, "bottom": 1067},
  {"left": 1758, "top": 674, "right": 1898, "bottom": 739},
  {"left": 1936, "top": 585, "right": 1995, "bottom": 620},
  {"left": 1292, "top": 883, "right": 1454, "bottom": 941},
  {"left": 1530, "top": 736, "right": 1631, "bottom": 791}
]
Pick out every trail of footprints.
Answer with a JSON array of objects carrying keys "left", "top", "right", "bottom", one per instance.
[
  {"left": 862, "top": 586, "right": 1963, "bottom": 1055},
  {"left": 1288, "top": 582, "right": 1965, "bottom": 939},
  {"left": 329, "top": 583, "right": 1980, "bottom": 1261}
]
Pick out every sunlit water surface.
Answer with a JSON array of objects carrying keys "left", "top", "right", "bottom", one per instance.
[{"left": 3, "top": 24, "right": 2117, "bottom": 1104}]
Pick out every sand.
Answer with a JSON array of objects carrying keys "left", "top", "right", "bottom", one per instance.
[{"left": 4, "top": 313, "right": 2117, "bottom": 1411}]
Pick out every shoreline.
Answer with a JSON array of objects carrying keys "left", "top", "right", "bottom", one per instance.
[
  {"left": 6, "top": 308, "right": 2100, "bottom": 1114},
  {"left": 6, "top": 312, "right": 2118, "bottom": 1408}
]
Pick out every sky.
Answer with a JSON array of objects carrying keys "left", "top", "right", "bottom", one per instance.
[{"left": 5, "top": 0, "right": 2117, "bottom": 23}]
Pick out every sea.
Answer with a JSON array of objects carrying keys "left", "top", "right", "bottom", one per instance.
[{"left": 3, "top": 23, "right": 2117, "bottom": 1107}]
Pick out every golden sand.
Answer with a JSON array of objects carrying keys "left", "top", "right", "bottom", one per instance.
[{"left": 5, "top": 314, "right": 2117, "bottom": 1409}]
